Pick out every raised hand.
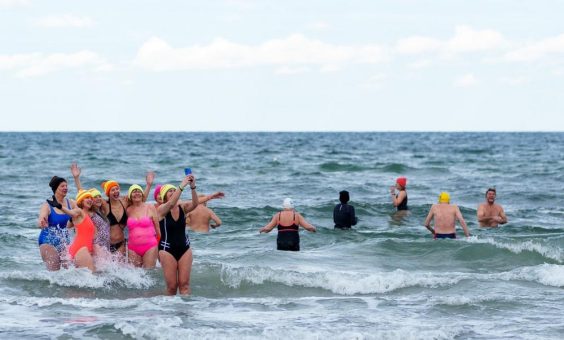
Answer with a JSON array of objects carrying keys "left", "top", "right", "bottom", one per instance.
[
  {"left": 146, "top": 171, "right": 155, "bottom": 185},
  {"left": 71, "top": 162, "right": 81, "bottom": 178}
]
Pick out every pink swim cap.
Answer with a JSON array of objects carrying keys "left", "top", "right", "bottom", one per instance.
[{"left": 153, "top": 184, "right": 163, "bottom": 201}]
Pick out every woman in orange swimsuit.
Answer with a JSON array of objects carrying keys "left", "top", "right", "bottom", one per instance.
[
  {"left": 48, "top": 189, "right": 96, "bottom": 271},
  {"left": 126, "top": 184, "right": 160, "bottom": 268}
]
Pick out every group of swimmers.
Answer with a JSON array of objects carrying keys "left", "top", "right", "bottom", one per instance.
[
  {"left": 38, "top": 163, "right": 223, "bottom": 295},
  {"left": 38, "top": 167, "right": 507, "bottom": 295},
  {"left": 260, "top": 176, "right": 508, "bottom": 251}
]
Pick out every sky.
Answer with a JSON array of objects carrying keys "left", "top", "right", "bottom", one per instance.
[{"left": 1, "top": 0, "right": 563, "bottom": 132}]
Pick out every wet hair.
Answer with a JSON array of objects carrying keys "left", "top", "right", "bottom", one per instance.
[
  {"left": 49, "top": 176, "right": 66, "bottom": 193},
  {"left": 339, "top": 190, "right": 350, "bottom": 204},
  {"left": 485, "top": 188, "right": 496, "bottom": 197}
]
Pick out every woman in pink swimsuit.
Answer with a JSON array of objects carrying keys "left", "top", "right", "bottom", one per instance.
[{"left": 126, "top": 184, "right": 160, "bottom": 268}]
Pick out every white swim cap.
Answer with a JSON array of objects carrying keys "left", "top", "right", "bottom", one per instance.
[{"left": 282, "top": 198, "right": 294, "bottom": 209}]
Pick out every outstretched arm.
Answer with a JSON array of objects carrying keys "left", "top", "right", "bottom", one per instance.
[
  {"left": 259, "top": 215, "right": 278, "bottom": 233},
  {"left": 297, "top": 213, "right": 316, "bottom": 232},
  {"left": 199, "top": 191, "right": 225, "bottom": 204},
  {"left": 47, "top": 196, "right": 82, "bottom": 220}
]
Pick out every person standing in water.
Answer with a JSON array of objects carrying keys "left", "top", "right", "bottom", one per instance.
[
  {"left": 333, "top": 190, "right": 358, "bottom": 229},
  {"left": 47, "top": 189, "right": 96, "bottom": 272},
  {"left": 259, "top": 198, "right": 316, "bottom": 251},
  {"left": 38, "top": 176, "right": 75, "bottom": 271},
  {"left": 186, "top": 193, "right": 225, "bottom": 233},
  {"left": 423, "top": 192, "right": 470, "bottom": 239},
  {"left": 126, "top": 184, "right": 160, "bottom": 268},
  {"left": 157, "top": 174, "right": 198, "bottom": 295},
  {"left": 390, "top": 177, "right": 408, "bottom": 211},
  {"left": 477, "top": 188, "right": 508, "bottom": 228}
]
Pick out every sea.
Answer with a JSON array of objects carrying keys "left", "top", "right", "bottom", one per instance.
[{"left": 0, "top": 132, "right": 562, "bottom": 339}]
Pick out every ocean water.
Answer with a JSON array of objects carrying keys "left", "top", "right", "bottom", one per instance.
[{"left": 0, "top": 132, "right": 562, "bottom": 339}]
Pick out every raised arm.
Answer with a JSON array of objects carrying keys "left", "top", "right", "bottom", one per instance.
[
  {"left": 181, "top": 178, "right": 199, "bottom": 213},
  {"left": 455, "top": 206, "right": 470, "bottom": 237},
  {"left": 297, "top": 213, "right": 316, "bottom": 232},
  {"left": 70, "top": 162, "right": 84, "bottom": 192},
  {"left": 157, "top": 175, "right": 194, "bottom": 219},
  {"left": 423, "top": 206, "right": 435, "bottom": 234},
  {"left": 143, "top": 171, "right": 155, "bottom": 202}
]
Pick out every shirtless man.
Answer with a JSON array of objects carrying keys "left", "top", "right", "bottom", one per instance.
[
  {"left": 186, "top": 194, "right": 222, "bottom": 233},
  {"left": 477, "top": 188, "right": 507, "bottom": 228},
  {"left": 423, "top": 192, "right": 470, "bottom": 239}
]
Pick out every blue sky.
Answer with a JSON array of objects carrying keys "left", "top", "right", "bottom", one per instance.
[{"left": 1, "top": 0, "right": 563, "bottom": 131}]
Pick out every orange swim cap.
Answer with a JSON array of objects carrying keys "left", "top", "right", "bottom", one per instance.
[
  {"left": 76, "top": 189, "right": 93, "bottom": 206},
  {"left": 101, "top": 180, "right": 119, "bottom": 197}
]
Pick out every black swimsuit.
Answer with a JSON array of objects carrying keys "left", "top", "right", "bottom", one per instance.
[
  {"left": 108, "top": 199, "right": 128, "bottom": 252},
  {"left": 159, "top": 207, "right": 191, "bottom": 261},
  {"left": 276, "top": 212, "right": 300, "bottom": 251},
  {"left": 396, "top": 192, "right": 408, "bottom": 211}
]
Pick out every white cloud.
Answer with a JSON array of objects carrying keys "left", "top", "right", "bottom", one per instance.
[
  {"left": 34, "top": 14, "right": 95, "bottom": 28},
  {"left": 407, "top": 59, "right": 432, "bottom": 69},
  {"left": 0, "top": 0, "right": 30, "bottom": 8},
  {"left": 505, "top": 33, "right": 564, "bottom": 62},
  {"left": 500, "top": 76, "right": 529, "bottom": 86},
  {"left": 396, "top": 36, "right": 442, "bottom": 55},
  {"left": 0, "top": 51, "right": 111, "bottom": 77},
  {"left": 133, "top": 34, "right": 389, "bottom": 72},
  {"left": 275, "top": 66, "right": 310, "bottom": 75},
  {"left": 454, "top": 73, "right": 478, "bottom": 87},
  {"left": 445, "top": 26, "right": 505, "bottom": 54}
]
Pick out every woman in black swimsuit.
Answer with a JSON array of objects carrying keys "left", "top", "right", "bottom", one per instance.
[
  {"left": 156, "top": 174, "right": 198, "bottom": 295},
  {"left": 259, "top": 198, "right": 316, "bottom": 251},
  {"left": 390, "top": 177, "right": 408, "bottom": 211}
]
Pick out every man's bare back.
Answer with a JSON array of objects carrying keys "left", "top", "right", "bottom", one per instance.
[
  {"left": 186, "top": 204, "right": 222, "bottom": 233},
  {"left": 424, "top": 193, "right": 470, "bottom": 237}
]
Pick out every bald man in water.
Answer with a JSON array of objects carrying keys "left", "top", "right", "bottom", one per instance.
[{"left": 423, "top": 192, "right": 470, "bottom": 239}]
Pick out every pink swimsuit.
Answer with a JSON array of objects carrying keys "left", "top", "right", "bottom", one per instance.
[{"left": 127, "top": 207, "right": 158, "bottom": 257}]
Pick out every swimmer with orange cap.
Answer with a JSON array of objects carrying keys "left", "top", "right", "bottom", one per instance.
[
  {"left": 390, "top": 177, "right": 408, "bottom": 211},
  {"left": 46, "top": 189, "right": 97, "bottom": 271},
  {"left": 70, "top": 162, "right": 155, "bottom": 258},
  {"left": 423, "top": 192, "right": 470, "bottom": 239}
]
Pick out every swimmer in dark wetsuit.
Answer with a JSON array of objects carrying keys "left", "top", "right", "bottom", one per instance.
[
  {"left": 390, "top": 177, "right": 408, "bottom": 211},
  {"left": 157, "top": 174, "right": 199, "bottom": 295},
  {"left": 333, "top": 190, "right": 358, "bottom": 230},
  {"left": 423, "top": 192, "right": 470, "bottom": 239},
  {"left": 260, "top": 198, "right": 316, "bottom": 251}
]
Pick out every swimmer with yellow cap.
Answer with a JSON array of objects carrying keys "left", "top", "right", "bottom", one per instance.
[
  {"left": 438, "top": 192, "right": 450, "bottom": 204},
  {"left": 423, "top": 191, "right": 470, "bottom": 239}
]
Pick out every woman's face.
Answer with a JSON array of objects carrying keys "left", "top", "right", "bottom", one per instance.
[
  {"left": 110, "top": 185, "right": 120, "bottom": 200},
  {"left": 56, "top": 181, "right": 68, "bottom": 197},
  {"left": 82, "top": 197, "right": 93, "bottom": 209},
  {"left": 93, "top": 196, "right": 103, "bottom": 207},
  {"left": 130, "top": 189, "right": 143, "bottom": 202},
  {"left": 165, "top": 189, "right": 176, "bottom": 202}
]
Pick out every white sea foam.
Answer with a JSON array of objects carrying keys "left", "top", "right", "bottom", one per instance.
[
  {"left": 220, "top": 265, "right": 461, "bottom": 295},
  {"left": 0, "top": 262, "right": 155, "bottom": 289},
  {"left": 465, "top": 236, "right": 563, "bottom": 262},
  {"left": 498, "top": 264, "right": 564, "bottom": 287}
]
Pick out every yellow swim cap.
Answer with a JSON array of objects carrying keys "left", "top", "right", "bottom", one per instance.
[
  {"left": 76, "top": 189, "right": 93, "bottom": 206},
  {"left": 89, "top": 188, "right": 102, "bottom": 198},
  {"left": 160, "top": 184, "right": 177, "bottom": 202},
  {"left": 128, "top": 184, "right": 143, "bottom": 199},
  {"left": 438, "top": 192, "right": 450, "bottom": 203}
]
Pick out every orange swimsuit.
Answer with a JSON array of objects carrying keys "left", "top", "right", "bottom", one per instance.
[{"left": 69, "top": 214, "right": 95, "bottom": 258}]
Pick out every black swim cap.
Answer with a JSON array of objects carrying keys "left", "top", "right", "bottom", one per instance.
[
  {"left": 49, "top": 176, "right": 67, "bottom": 193},
  {"left": 339, "top": 190, "right": 350, "bottom": 203}
]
